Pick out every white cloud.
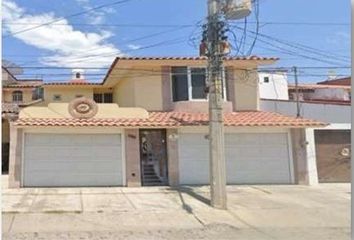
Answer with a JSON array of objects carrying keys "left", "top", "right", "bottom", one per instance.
[
  {"left": 127, "top": 44, "right": 142, "bottom": 50},
  {"left": 76, "top": 0, "right": 116, "bottom": 24},
  {"left": 2, "top": 0, "right": 122, "bottom": 69}
]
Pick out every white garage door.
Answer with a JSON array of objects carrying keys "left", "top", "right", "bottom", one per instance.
[
  {"left": 179, "top": 132, "right": 292, "bottom": 185},
  {"left": 23, "top": 133, "right": 123, "bottom": 187}
]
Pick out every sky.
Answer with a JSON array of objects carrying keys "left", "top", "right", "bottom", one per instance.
[{"left": 1, "top": 0, "right": 351, "bottom": 83}]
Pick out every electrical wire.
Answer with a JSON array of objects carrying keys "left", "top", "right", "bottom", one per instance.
[{"left": 3, "top": 0, "right": 135, "bottom": 38}]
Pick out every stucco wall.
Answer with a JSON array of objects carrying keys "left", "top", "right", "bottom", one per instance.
[
  {"left": 311, "top": 88, "right": 350, "bottom": 101},
  {"left": 233, "top": 69, "right": 259, "bottom": 111},
  {"left": 114, "top": 67, "right": 163, "bottom": 111},
  {"left": 43, "top": 87, "right": 94, "bottom": 105},
  {"left": 260, "top": 99, "right": 351, "bottom": 124},
  {"left": 3, "top": 89, "right": 33, "bottom": 103},
  {"left": 2, "top": 119, "right": 10, "bottom": 143},
  {"left": 134, "top": 73, "right": 163, "bottom": 111},
  {"left": 258, "top": 72, "right": 289, "bottom": 100},
  {"left": 114, "top": 79, "right": 135, "bottom": 107},
  {"left": 125, "top": 129, "right": 141, "bottom": 187}
]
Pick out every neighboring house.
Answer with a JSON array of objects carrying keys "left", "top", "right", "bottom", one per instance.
[
  {"left": 258, "top": 71, "right": 289, "bottom": 100},
  {"left": 317, "top": 76, "right": 350, "bottom": 86},
  {"left": 261, "top": 78, "right": 351, "bottom": 183},
  {"left": 288, "top": 84, "right": 351, "bottom": 102},
  {"left": 2, "top": 67, "right": 43, "bottom": 173},
  {"left": 8, "top": 56, "right": 326, "bottom": 188}
]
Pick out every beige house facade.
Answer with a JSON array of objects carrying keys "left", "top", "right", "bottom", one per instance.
[{"left": 7, "top": 57, "right": 326, "bottom": 188}]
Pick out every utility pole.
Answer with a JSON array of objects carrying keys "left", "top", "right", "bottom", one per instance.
[
  {"left": 207, "top": 0, "right": 227, "bottom": 209},
  {"left": 293, "top": 66, "right": 300, "bottom": 118}
]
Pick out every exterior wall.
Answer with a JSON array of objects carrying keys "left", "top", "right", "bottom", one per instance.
[
  {"left": 134, "top": 71, "right": 163, "bottom": 111},
  {"left": 43, "top": 87, "right": 94, "bottom": 105},
  {"left": 112, "top": 65, "right": 260, "bottom": 112},
  {"left": 161, "top": 66, "right": 172, "bottom": 111},
  {"left": 290, "top": 128, "right": 318, "bottom": 185},
  {"left": 2, "top": 119, "right": 10, "bottom": 143},
  {"left": 3, "top": 89, "right": 34, "bottom": 103},
  {"left": 8, "top": 124, "right": 23, "bottom": 188},
  {"left": 311, "top": 88, "right": 350, "bottom": 101},
  {"left": 167, "top": 129, "right": 179, "bottom": 186},
  {"left": 125, "top": 129, "right": 141, "bottom": 187},
  {"left": 233, "top": 69, "right": 259, "bottom": 110},
  {"left": 260, "top": 99, "right": 351, "bottom": 124},
  {"left": 114, "top": 79, "right": 135, "bottom": 107},
  {"left": 258, "top": 72, "right": 289, "bottom": 100}
]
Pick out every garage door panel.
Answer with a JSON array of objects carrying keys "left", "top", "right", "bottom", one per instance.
[
  {"left": 26, "top": 160, "right": 122, "bottom": 172},
  {"left": 25, "top": 173, "right": 122, "bottom": 187},
  {"left": 179, "top": 132, "right": 292, "bottom": 185},
  {"left": 260, "top": 147, "right": 288, "bottom": 157},
  {"left": 225, "top": 133, "right": 259, "bottom": 145},
  {"left": 24, "top": 133, "right": 123, "bottom": 187},
  {"left": 228, "top": 172, "right": 290, "bottom": 184},
  {"left": 261, "top": 133, "right": 288, "bottom": 145}
]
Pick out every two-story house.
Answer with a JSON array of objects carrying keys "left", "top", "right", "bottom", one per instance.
[
  {"left": 8, "top": 56, "right": 326, "bottom": 188},
  {"left": 2, "top": 66, "right": 43, "bottom": 173}
]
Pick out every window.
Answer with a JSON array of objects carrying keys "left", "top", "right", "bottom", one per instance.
[
  {"left": 12, "top": 91, "right": 23, "bottom": 102},
  {"left": 32, "top": 87, "right": 44, "bottom": 100},
  {"left": 264, "top": 76, "right": 270, "bottom": 83},
  {"left": 171, "top": 66, "right": 226, "bottom": 102},
  {"left": 53, "top": 94, "right": 62, "bottom": 101},
  {"left": 93, "top": 93, "right": 113, "bottom": 103},
  {"left": 76, "top": 72, "right": 81, "bottom": 79},
  {"left": 104, "top": 93, "right": 113, "bottom": 103},
  {"left": 191, "top": 68, "right": 207, "bottom": 99},
  {"left": 171, "top": 67, "right": 188, "bottom": 102}
]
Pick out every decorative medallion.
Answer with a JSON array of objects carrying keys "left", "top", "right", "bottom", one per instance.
[
  {"left": 68, "top": 97, "right": 98, "bottom": 119},
  {"left": 340, "top": 147, "right": 350, "bottom": 157}
]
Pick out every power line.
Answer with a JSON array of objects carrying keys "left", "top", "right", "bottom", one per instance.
[
  {"left": 4, "top": 21, "right": 350, "bottom": 27},
  {"left": 3, "top": 0, "right": 134, "bottom": 38},
  {"left": 232, "top": 25, "right": 350, "bottom": 63},
  {"left": 6, "top": 66, "right": 350, "bottom": 70}
]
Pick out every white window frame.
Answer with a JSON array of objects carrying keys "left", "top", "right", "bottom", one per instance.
[{"left": 187, "top": 66, "right": 227, "bottom": 101}]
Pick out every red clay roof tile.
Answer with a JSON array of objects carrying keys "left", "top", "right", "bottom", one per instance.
[{"left": 15, "top": 111, "right": 326, "bottom": 128}]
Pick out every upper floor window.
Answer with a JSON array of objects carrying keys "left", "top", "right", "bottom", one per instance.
[
  {"left": 263, "top": 76, "right": 270, "bottom": 83},
  {"left": 93, "top": 93, "right": 113, "bottom": 103},
  {"left": 76, "top": 72, "right": 81, "bottom": 79},
  {"left": 171, "top": 66, "right": 226, "bottom": 102},
  {"left": 12, "top": 91, "right": 23, "bottom": 102}
]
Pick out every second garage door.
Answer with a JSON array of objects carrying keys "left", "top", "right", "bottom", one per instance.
[
  {"left": 179, "top": 132, "right": 293, "bottom": 185},
  {"left": 23, "top": 133, "right": 123, "bottom": 187}
]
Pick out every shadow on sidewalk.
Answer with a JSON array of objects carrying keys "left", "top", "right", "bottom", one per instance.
[{"left": 170, "top": 186, "right": 210, "bottom": 214}]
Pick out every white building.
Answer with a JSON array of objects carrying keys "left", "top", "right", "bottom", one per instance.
[{"left": 258, "top": 71, "right": 289, "bottom": 100}]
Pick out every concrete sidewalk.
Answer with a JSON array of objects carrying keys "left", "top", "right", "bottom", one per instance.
[{"left": 2, "top": 174, "right": 351, "bottom": 239}]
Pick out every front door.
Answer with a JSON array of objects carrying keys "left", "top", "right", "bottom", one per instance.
[{"left": 139, "top": 129, "right": 168, "bottom": 186}]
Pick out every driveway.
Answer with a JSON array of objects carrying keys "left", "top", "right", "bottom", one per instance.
[{"left": 2, "top": 175, "right": 350, "bottom": 240}]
